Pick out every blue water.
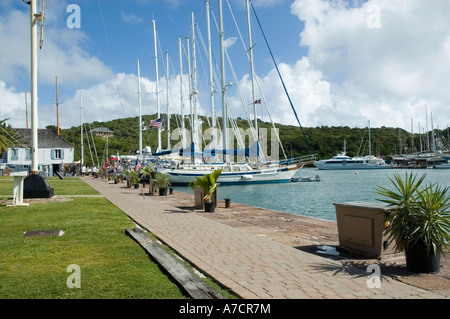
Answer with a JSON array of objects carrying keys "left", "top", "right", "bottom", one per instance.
[{"left": 174, "top": 168, "right": 450, "bottom": 222}]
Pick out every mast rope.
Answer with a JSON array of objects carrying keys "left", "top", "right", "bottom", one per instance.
[{"left": 250, "top": 2, "right": 314, "bottom": 156}]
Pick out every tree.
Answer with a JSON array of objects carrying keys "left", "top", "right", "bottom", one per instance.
[{"left": 0, "top": 119, "right": 20, "bottom": 157}]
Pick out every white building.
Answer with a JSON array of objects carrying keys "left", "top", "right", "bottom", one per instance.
[{"left": 2, "top": 129, "right": 74, "bottom": 176}]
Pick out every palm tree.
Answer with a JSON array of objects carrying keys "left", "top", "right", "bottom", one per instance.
[{"left": 0, "top": 119, "right": 20, "bottom": 157}]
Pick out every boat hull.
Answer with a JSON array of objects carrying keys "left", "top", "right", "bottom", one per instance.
[{"left": 161, "top": 165, "right": 299, "bottom": 186}]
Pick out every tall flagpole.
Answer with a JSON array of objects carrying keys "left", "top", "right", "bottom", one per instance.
[
  {"left": 30, "top": 0, "right": 39, "bottom": 174},
  {"left": 137, "top": 59, "right": 143, "bottom": 156}
]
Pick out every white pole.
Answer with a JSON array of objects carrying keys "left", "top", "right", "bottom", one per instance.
[
  {"left": 368, "top": 120, "right": 372, "bottom": 157},
  {"left": 246, "top": 0, "right": 258, "bottom": 159},
  {"left": 192, "top": 12, "right": 199, "bottom": 156},
  {"left": 206, "top": 0, "right": 216, "bottom": 148},
  {"left": 80, "top": 89, "right": 84, "bottom": 166},
  {"left": 30, "top": 0, "right": 39, "bottom": 174},
  {"left": 186, "top": 37, "right": 194, "bottom": 162},
  {"left": 218, "top": 0, "right": 228, "bottom": 160},
  {"left": 166, "top": 51, "right": 171, "bottom": 150},
  {"left": 179, "top": 37, "right": 186, "bottom": 149},
  {"left": 153, "top": 19, "right": 161, "bottom": 152},
  {"left": 431, "top": 112, "right": 436, "bottom": 152},
  {"left": 137, "top": 59, "right": 142, "bottom": 156}
]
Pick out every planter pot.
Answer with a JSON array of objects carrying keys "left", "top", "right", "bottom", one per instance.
[
  {"left": 134, "top": 184, "right": 139, "bottom": 189},
  {"left": 405, "top": 241, "right": 441, "bottom": 274},
  {"left": 204, "top": 201, "right": 215, "bottom": 213},
  {"left": 159, "top": 188, "right": 168, "bottom": 196}
]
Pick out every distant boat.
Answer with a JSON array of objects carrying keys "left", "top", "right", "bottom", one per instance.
[
  {"left": 435, "top": 163, "right": 450, "bottom": 169},
  {"left": 314, "top": 153, "right": 392, "bottom": 170},
  {"left": 291, "top": 175, "right": 320, "bottom": 182},
  {"left": 315, "top": 121, "right": 392, "bottom": 170}
]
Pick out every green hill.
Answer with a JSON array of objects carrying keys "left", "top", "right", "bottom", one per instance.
[{"left": 48, "top": 114, "right": 449, "bottom": 167}]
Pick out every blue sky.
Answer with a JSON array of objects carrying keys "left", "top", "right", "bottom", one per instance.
[{"left": 1, "top": 0, "right": 449, "bottom": 135}]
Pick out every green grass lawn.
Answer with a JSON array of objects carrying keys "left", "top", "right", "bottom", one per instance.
[
  {"left": 0, "top": 176, "right": 100, "bottom": 196},
  {"left": 0, "top": 176, "right": 238, "bottom": 299}
]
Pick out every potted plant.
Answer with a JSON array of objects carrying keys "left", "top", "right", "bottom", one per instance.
[
  {"left": 139, "top": 164, "right": 155, "bottom": 186},
  {"left": 376, "top": 172, "right": 450, "bottom": 273},
  {"left": 155, "top": 172, "right": 171, "bottom": 196},
  {"left": 189, "top": 169, "right": 222, "bottom": 212},
  {"left": 125, "top": 170, "right": 140, "bottom": 189}
]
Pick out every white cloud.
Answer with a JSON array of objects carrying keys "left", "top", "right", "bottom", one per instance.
[
  {"left": 0, "top": 5, "right": 114, "bottom": 89},
  {"left": 121, "top": 11, "right": 144, "bottom": 24},
  {"left": 287, "top": 0, "right": 450, "bottom": 130}
]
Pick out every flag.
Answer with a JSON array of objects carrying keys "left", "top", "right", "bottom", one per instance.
[
  {"left": 134, "top": 159, "right": 142, "bottom": 171},
  {"left": 149, "top": 117, "right": 163, "bottom": 129},
  {"left": 254, "top": 99, "right": 261, "bottom": 104},
  {"left": 102, "top": 162, "right": 110, "bottom": 171}
]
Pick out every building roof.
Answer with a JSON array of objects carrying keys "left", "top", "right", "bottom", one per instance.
[{"left": 13, "top": 129, "right": 73, "bottom": 149}]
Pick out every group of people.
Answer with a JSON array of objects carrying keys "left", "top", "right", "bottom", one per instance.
[{"left": 80, "top": 165, "right": 98, "bottom": 178}]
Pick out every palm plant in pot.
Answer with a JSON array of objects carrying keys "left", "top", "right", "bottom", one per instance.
[
  {"left": 139, "top": 164, "right": 155, "bottom": 186},
  {"left": 125, "top": 170, "right": 140, "bottom": 189},
  {"left": 376, "top": 172, "right": 450, "bottom": 274},
  {"left": 189, "top": 169, "right": 222, "bottom": 212},
  {"left": 155, "top": 172, "right": 171, "bottom": 196}
]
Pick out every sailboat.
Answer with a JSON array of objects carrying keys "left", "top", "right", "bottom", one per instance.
[
  {"left": 155, "top": 0, "right": 315, "bottom": 185},
  {"left": 314, "top": 122, "right": 392, "bottom": 170}
]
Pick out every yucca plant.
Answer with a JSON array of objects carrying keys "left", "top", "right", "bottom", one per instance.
[
  {"left": 376, "top": 172, "right": 450, "bottom": 273},
  {"left": 189, "top": 169, "right": 222, "bottom": 202}
]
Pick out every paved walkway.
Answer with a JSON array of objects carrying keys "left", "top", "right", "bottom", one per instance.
[{"left": 84, "top": 178, "right": 446, "bottom": 299}]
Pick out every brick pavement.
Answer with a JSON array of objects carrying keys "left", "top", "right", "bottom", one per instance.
[{"left": 84, "top": 178, "right": 446, "bottom": 299}]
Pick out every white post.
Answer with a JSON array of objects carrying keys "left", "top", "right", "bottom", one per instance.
[
  {"left": 218, "top": 0, "right": 228, "bottom": 161},
  {"left": 246, "top": 0, "right": 258, "bottom": 159},
  {"left": 80, "top": 89, "right": 84, "bottom": 166},
  {"left": 166, "top": 51, "right": 171, "bottom": 150},
  {"left": 186, "top": 37, "right": 194, "bottom": 162},
  {"left": 30, "top": 0, "right": 39, "bottom": 174},
  {"left": 137, "top": 59, "right": 142, "bottom": 156},
  {"left": 153, "top": 19, "right": 161, "bottom": 152},
  {"left": 206, "top": 0, "right": 216, "bottom": 148},
  {"left": 179, "top": 37, "right": 186, "bottom": 149},
  {"left": 192, "top": 12, "right": 199, "bottom": 156}
]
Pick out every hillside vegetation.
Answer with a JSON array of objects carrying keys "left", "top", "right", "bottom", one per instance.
[{"left": 48, "top": 114, "right": 449, "bottom": 167}]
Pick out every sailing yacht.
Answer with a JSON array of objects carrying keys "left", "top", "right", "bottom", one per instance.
[{"left": 155, "top": 0, "right": 315, "bottom": 185}]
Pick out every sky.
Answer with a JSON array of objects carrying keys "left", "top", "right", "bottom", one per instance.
[{"left": 0, "top": 0, "right": 449, "bottom": 135}]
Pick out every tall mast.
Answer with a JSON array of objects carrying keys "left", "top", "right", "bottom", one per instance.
[
  {"left": 191, "top": 12, "right": 199, "bottom": 155},
  {"left": 218, "top": 0, "right": 228, "bottom": 159},
  {"left": 368, "top": 120, "right": 372, "bottom": 157},
  {"left": 153, "top": 19, "right": 161, "bottom": 152},
  {"left": 80, "top": 88, "right": 84, "bottom": 166},
  {"left": 246, "top": 0, "right": 258, "bottom": 158},
  {"left": 30, "top": 0, "right": 39, "bottom": 174},
  {"left": 431, "top": 111, "right": 436, "bottom": 152},
  {"left": 425, "top": 105, "right": 430, "bottom": 152},
  {"left": 179, "top": 36, "right": 186, "bottom": 148},
  {"left": 137, "top": 59, "right": 142, "bottom": 156},
  {"left": 418, "top": 123, "right": 423, "bottom": 153},
  {"left": 166, "top": 51, "right": 171, "bottom": 150},
  {"left": 186, "top": 37, "right": 194, "bottom": 162},
  {"left": 206, "top": 0, "right": 216, "bottom": 148},
  {"left": 56, "top": 76, "right": 60, "bottom": 136}
]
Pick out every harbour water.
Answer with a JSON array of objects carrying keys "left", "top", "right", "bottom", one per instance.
[{"left": 174, "top": 168, "right": 450, "bottom": 222}]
